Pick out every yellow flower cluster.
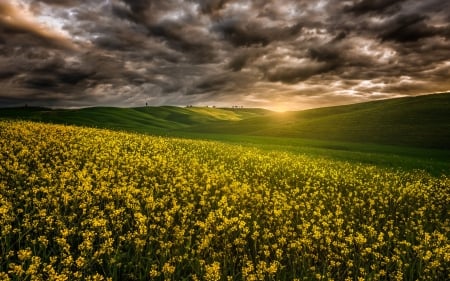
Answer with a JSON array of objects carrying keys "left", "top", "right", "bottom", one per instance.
[{"left": 0, "top": 121, "right": 449, "bottom": 280}]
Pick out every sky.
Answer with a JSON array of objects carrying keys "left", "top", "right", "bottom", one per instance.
[{"left": 0, "top": 0, "right": 449, "bottom": 111}]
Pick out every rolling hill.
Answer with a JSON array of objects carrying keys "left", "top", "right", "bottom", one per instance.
[
  {"left": 0, "top": 106, "right": 272, "bottom": 134},
  {"left": 1, "top": 92, "right": 449, "bottom": 149},
  {"left": 187, "top": 92, "right": 450, "bottom": 149}
]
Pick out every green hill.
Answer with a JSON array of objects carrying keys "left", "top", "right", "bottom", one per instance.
[
  {"left": 1, "top": 92, "right": 449, "bottom": 149},
  {"left": 0, "top": 106, "right": 272, "bottom": 134},
  {"left": 185, "top": 92, "right": 450, "bottom": 149}
]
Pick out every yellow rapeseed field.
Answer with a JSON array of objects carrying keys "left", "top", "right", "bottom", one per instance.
[{"left": 0, "top": 121, "right": 449, "bottom": 280}]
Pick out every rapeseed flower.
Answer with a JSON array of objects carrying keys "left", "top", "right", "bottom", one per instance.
[{"left": 0, "top": 121, "right": 448, "bottom": 280}]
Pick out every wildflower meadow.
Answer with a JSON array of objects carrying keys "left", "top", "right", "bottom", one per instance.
[{"left": 0, "top": 121, "right": 448, "bottom": 280}]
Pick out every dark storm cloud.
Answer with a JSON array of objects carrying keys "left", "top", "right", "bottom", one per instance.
[
  {"left": 195, "top": 0, "right": 231, "bottom": 15},
  {"left": 146, "top": 23, "right": 220, "bottom": 63},
  {"left": 0, "top": 47, "right": 96, "bottom": 106},
  {"left": 33, "top": 0, "right": 82, "bottom": 5},
  {"left": 192, "top": 73, "right": 232, "bottom": 93},
  {"left": 0, "top": 0, "right": 449, "bottom": 109},
  {"left": 380, "top": 14, "right": 439, "bottom": 42},
  {"left": 227, "top": 48, "right": 263, "bottom": 71},
  {"left": 345, "top": 0, "right": 408, "bottom": 15},
  {"left": 212, "top": 18, "right": 270, "bottom": 47},
  {"left": 266, "top": 65, "right": 327, "bottom": 84},
  {"left": 212, "top": 18, "right": 303, "bottom": 48}
]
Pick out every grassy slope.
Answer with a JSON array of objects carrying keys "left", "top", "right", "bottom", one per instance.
[
  {"left": 187, "top": 92, "right": 450, "bottom": 149},
  {"left": 2, "top": 93, "right": 448, "bottom": 149},
  {"left": 0, "top": 106, "right": 272, "bottom": 133}
]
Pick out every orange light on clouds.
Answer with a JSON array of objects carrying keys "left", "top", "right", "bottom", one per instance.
[{"left": 0, "top": 1, "right": 77, "bottom": 50}]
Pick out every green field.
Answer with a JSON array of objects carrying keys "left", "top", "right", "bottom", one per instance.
[
  {"left": 1, "top": 92, "right": 449, "bottom": 175},
  {"left": 0, "top": 106, "right": 272, "bottom": 133},
  {"left": 2, "top": 93, "right": 449, "bottom": 149},
  {"left": 182, "top": 93, "right": 450, "bottom": 149}
]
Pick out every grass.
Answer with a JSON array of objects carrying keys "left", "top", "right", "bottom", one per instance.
[
  {"left": 1, "top": 92, "right": 449, "bottom": 175},
  {"left": 185, "top": 92, "right": 450, "bottom": 149},
  {"left": 0, "top": 106, "right": 272, "bottom": 133}
]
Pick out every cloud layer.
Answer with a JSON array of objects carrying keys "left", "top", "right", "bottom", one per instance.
[{"left": 1, "top": 0, "right": 449, "bottom": 110}]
